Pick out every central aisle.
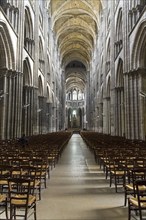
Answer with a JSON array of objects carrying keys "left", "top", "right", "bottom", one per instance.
[{"left": 37, "top": 134, "right": 127, "bottom": 220}]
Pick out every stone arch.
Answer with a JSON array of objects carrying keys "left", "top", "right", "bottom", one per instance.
[
  {"left": 106, "top": 38, "right": 110, "bottom": 74},
  {"left": 116, "top": 8, "right": 122, "bottom": 42},
  {"left": 21, "top": 58, "right": 33, "bottom": 136},
  {"left": 115, "top": 8, "right": 123, "bottom": 57},
  {"left": 116, "top": 58, "right": 123, "bottom": 87},
  {"left": 106, "top": 76, "right": 111, "bottom": 134},
  {"left": 38, "top": 75, "right": 44, "bottom": 134},
  {"left": 47, "top": 54, "right": 51, "bottom": 82},
  {"left": 106, "top": 75, "right": 111, "bottom": 97},
  {"left": 24, "top": 6, "right": 34, "bottom": 57},
  {"left": 131, "top": 21, "right": 146, "bottom": 139},
  {"left": 38, "top": 75, "right": 43, "bottom": 96},
  {"left": 0, "top": 21, "right": 15, "bottom": 70},
  {"left": 39, "top": 36, "right": 44, "bottom": 72},
  {"left": 47, "top": 86, "right": 50, "bottom": 103},
  {"left": 0, "top": 21, "right": 15, "bottom": 139},
  {"left": 115, "top": 58, "right": 125, "bottom": 136},
  {"left": 24, "top": 6, "right": 33, "bottom": 40},
  {"left": 131, "top": 21, "right": 146, "bottom": 69},
  {"left": 46, "top": 85, "right": 52, "bottom": 103},
  {"left": 100, "top": 56, "right": 103, "bottom": 85},
  {"left": 23, "top": 57, "right": 32, "bottom": 86}
]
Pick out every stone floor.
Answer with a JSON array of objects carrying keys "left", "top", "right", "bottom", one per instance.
[
  {"left": 37, "top": 134, "right": 128, "bottom": 220},
  {"left": 0, "top": 134, "right": 128, "bottom": 220}
]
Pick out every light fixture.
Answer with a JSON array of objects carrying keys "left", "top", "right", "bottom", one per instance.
[
  {"left": 0, "top": 92, "right": 8, "bottom": 100},
  {"left": 139, "top": 91, "right": 146, "bottom": 98},
  {"left": 23, "top": 104, "right": 30, "bottom": 108},
  {"left": 37, "top": 109, "right": 42, "bottom": 112}
]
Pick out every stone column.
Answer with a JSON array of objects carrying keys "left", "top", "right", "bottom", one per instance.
[
  {"left": 6, "top": 71, "right": 12, "bottom": 139},
  {"left": 133, "top": 74, "right": 139, "bottom": 139},
  {"left": 123, "top": 73, "right": 129, "bottom": 138},
  {"left": 129, "top": 74, "right": 135, "bottom": 139},
  {"left": 0, "top": 70, "right": 8, "bottom": 139}
]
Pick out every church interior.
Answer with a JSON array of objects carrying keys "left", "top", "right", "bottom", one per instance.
[{"left": 0, "top": 0, "right": 146, "bottom": 219}]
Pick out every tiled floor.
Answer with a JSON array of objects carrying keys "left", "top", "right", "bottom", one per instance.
[{"left": 37, "top": 134, "right": 128, "bottom": 220}]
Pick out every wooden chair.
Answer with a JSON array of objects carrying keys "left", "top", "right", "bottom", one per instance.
[
  {"left": 0, "top": 165, "right": 12, "bottom": 194},
  {"left": 8, "top": 177, "right": 37, "bottom": 220},
  {"left": 128, "top": 179, "right": 146, "bottom": 220},
  {"left": 0, "top": 194, "right": 8, "bottom": 219},
  {"left": 109, "top": 158, "right": 126, "bottom": 192},
  {"left": 125, "top": 167, "right": 146, "bottom": 206}
]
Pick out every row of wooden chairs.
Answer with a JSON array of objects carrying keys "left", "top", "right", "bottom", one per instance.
[
  {"left": 0, "top": 131, "right": 72, "bottom": 220},
  {"left": 0, "top": 177, "right": 37, "bottom": 220},
  {"left": 81, "top": 131, "right": 146, "bottom": 220}
]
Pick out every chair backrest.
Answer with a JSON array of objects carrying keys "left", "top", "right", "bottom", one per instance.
[
  {"left": 131, "top": 168, "right": 146, "bottom": 196},
  {"left": 135, "top": 179, "right": 146, "bottom": 220},
  {"left": 0, "top": 164, "right": 12, "bottom": 179},
  {"left": 8, "top": 177, "right": 31, "bottom": 205}
]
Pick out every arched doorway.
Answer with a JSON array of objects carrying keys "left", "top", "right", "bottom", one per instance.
[
  {"left": 0, "top": 21, "right": 15, "bottom": 139},
  {"left": 22, "top": 58, "right": 33, "bottom": 136},
  {"left": 67, "top": 108, "right": 82, "bottom": 129}
]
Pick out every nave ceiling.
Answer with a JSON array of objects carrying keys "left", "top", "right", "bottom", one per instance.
[{"left": 49, "top": 0, "right": 102, "bottom": 92}]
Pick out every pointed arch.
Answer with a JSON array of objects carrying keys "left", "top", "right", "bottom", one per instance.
[
  {"left": 24, "top": 6, "right": 33, "bottom": 40},
  {"left": 116, "top": 8, "right": 123, "bottom": 42},
  {"left": 0, "top": 21, "right": 15, "bottom": 70},
  {"left": 39, "top": 36, "right": 44, "bottom": 61},
  {"left": 116, "top": 58, "right": 123, "bottom": 88},
  {"left": 24, "top": 6, "right": 34, "bottom": 57},
  {"left": 38, "top": 75, "right": 43, "bottom": 96},
  {"left": 23, "top": 58, "right": 32, "bottom": 86},
  {"left": 100, "top": 56, "right": 103, "bottom": 85},
  {"left": 39, "top": 36, "right": 45, "bottom": 72},
  {"left": 106, "top": 38, "right": 110, "bottom": 74},
  {"left": 106, "top": 76, "right": 111, "bottom": 97},
  {"left": 46, "top": 85, "right": 52, "bottom": 103},
  {"left": 131, "top": 21, "right": 146, "bottom": 69}
]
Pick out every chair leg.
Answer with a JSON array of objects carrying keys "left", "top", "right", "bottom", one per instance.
[
  {"left": 5, "top": 200, "right": 8, "bottom": 220},
  {"left": 139, "top": 209, "right": 142, "bottom": 220},
  {"left": 25, "top": 207, "right": 28, "bottom": 220},
  {"left": 39, "top": 186, "right": 41, "bottom": 200},
  {"left": 115, "top": 176, "right": 117, "bottom": 192},
  {"left": 10, "top": 205, "right": 13, "bottom": 220},
  {"left": 124, "top": 190, "right": 127, "bottom": 206},
  {"left": 14, "top": 207, "right": 16, "bottom": 220},
  {"left": 110, "top": 173, "right": 112, "bottom": 187},
  {"left": 128, "top": 200, "right": 131, "bottom": 220},
  {"left": 34, "top": 203, "right": 37, "bottom": 220},
  {"left": 105, "top": 168, "right": 108, "bottom": 179}
]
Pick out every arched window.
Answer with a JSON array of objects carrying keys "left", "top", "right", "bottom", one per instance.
[
  {"left": 73, "top": 89, "right": 77, "bottom": 100},
  {"left": 100, "top": 56, "right": 103, "bottom": 85},
  {"left": 39, "top": 37, "right": 45, "bottom": 73},
  {"left": 38, "top": 76, "right": 43, "bottom": 96},
  {"left": 47, "top": 55, "right": 51, "bottom": 82},
  {"left": 115, "top": 8, "right": 123, "bottom": 58},
  {"left": 24, "top": 7, "right": 34, "bottom": 57},
  {"left": 78, "top": 90, "right": 83, "bottom": 100},
  {"left": 106, "top": 39, "right": 110, "bottom": 74}
]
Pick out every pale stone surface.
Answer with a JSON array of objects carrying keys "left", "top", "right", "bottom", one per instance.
[{"left": 37, "top": 134, "right": 127, "bottom": 220}]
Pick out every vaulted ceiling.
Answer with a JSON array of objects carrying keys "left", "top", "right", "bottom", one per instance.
[{"left": 50, "top": 0, "right": 103, "bottom": 92}]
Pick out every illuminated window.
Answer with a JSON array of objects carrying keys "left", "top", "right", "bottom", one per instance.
[
  {"left": 73, "top": 90, "right": 77, "bottom": 100},
  {"left": 72, "top": 110, "right": 76, "bottom": 117}
]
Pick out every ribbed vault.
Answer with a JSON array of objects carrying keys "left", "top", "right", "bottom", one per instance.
[{"left": 50, "top": 0, "right": 102, "bottom": 93}]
